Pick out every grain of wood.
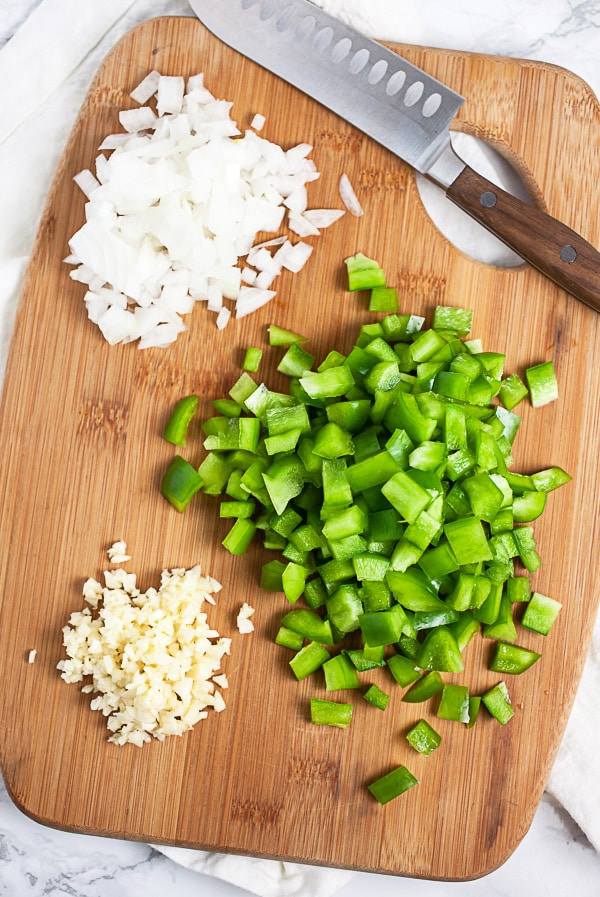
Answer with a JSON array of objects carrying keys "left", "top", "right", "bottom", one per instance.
[{"left": 0, "top": 16, "right": 599, "bottom": 881}]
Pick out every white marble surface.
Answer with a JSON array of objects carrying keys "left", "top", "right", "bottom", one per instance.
[{"left": 2, "top": 1, "right": 600, "bottom": 895}]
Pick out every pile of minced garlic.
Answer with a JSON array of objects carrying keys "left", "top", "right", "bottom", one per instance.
[{"left": 57, "top": 543, "right": 233, "bottom": 747}]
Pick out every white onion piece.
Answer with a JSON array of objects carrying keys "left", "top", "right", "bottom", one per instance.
[
  {"left": 235, "top": 287, "right": 276, "bottom": 319},
  {"left": 73, "top": 168, "right": 100, "bottom": 198},
  {"left": 275, "top": 240, "right": 313, "bottom": 273},
  {"left": 304, "top": 208, "right": 346, "bottom": 228},
  {"left": 157, "top": 75, "right": 185, "bottom": 116},
  {"left": 241, "top": 266, "right": 257, "bottom": 285},
  {"left": 216, "top": 306, "right": 231, "bottom": 329},
  {"left": 339, "top": 172, "right": 364, "bottom": 216},
  {"left": 66, "top": 70, "right": 345, "bottom": 346},
  {"left": 130, "top": 70, "right": 160, "bottom": 104},
  {"left": 287, "top": 211, "right": 321, "bottom": 238},
  {"left": 119, "top": 106, "right": 157, "bottom": 133},
  {"left": 251, "top": 113, "right": 266, "bottom": 131}
]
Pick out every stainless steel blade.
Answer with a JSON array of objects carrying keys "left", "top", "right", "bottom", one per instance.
[{"left": 188, "top": 0, "right": 464, "bottom": 178}]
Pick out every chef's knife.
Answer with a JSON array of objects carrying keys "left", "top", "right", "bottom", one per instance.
[{"left": 188, "top": 0, "right": 600, "bottom": 313}]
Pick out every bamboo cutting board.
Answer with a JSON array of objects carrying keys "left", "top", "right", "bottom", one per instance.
[{"left": 1, "top": 16, "right": 599, "bottom": 882}]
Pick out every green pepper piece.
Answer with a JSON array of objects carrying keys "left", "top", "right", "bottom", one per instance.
[
  {"left": 160, "top": 455, "right": 203, "bottom": 512},
  {"left": 318, "top": 349, "right": 347, "bottom": 371},
  {"left": 163, "top": 395, "right": 200, "bottom": 446},
  {"left": 443, "top": 516, "right": 493, "bottom": 565},
  {"left": 260, "top": 559, "right": 286, "bottom": 591},
  {"left": 281, "top": 561, "right": 307, "bottom": 604},
  {"left": 359, "top": 608, "right": 405, "bottom": 647},
  {"left": 417, "top": 626, "right": 464, "bottom": 673},
  {"left": 405, "top": 719, "right": 442, "bottom": 755},
  {"left": 385, "top": 568, "right": 439, "bottom": 611},
  {"left": 344, "top": 646, "right": 386, "bottom": 671},
  {"left": 268, "top": 324, "right": 309, "bottom": 346},
  {"left": 282, "top": 609, "right": 334, "bottom": 645},
  {"left": 402, "top": 670, "right": 444, "bottom": 703},
  {"left": 310, "top": 698, "right": 353, "bottom": 728},
  {"left": 466, "top": 695, "right": 481, "bottom": 728},
  {"left": 289, "top": 642, "right": 330, "bottom": 679},
  {"left": 345, "top": 252, "right": 387, "bottom": 291},
  {"left": 361, "top": 580, "right": 393, "bottom": 612},
  {"left": 530, "top": 466, "right": 572, "bottom": 493},
  {"left": 513, "top": 490, "right": 547, "bottom": 522},
  {"left": 312, "top": 422, "right": 355, "bottom": 459},
  {"left": 498, "top": 372, "right": 528, "bottom": 410},
  {"left": 506, "top": 575, "right": 532, "bottom": 603},
  {"left": 368, "top": 765, "right": 419, "bottom": 804},
  {"left": 197, "top": 452, "right": 232, "bottom": 496},
  {"left": 525, "top": 360, "right": 559, "bottom": 407},
  {"left": 363, "top": 684, "right": 390, "bottom": 710},
  {"left": 384, "top": 391, "right": 437, "bottom": 444},
  {"left": 444, "top": 404, "right": 468, "bottom": 450},
  {"left": 413, "top": 606, "right": 461, "bottom": 631},
  {"left": 221, "top": 517, "right": 257, "bottom": 555},
  {"left": 346, "top": 451, "right": 404, "bottom": 493},
  {"left": 326, "top": 584, "right": 363, "bottom": 634},
  {"left": 323, "top": 654, "right": 361, "bottom": 690},
  {"left": 432, "top": 305, "right": 473, "bottom": 335},
  {"left": 410, "top": 328, "right": 450, "bottom": 363},
  {"left": 212, "top": 397, "right": 242, "bottom": 418},
  {"left": 512, "top": 526, "right": 542, "bottom": 572},
  {"left": 264, "top": 428, "right": 303, "bottom": 456},
  {"left": 521, "top": 591, "right": 562, "bottom": 635},
  {"left": 462, "top": 472, "right": 505, "bottom": 522},
  {"left": 482, "top": 681, "right": 514, "bottom": 725},
  {"left": 437, "top": 684, "right": 470, "bottom": 723},
  {"left": 352, "top": 552, "right": 389, "bottom": 582},
  {"left": 299, "top": 366, "right": 355, "bottom": 400},
  {"left": 229, "top": 371, "right": 258, "bottom": 405},
  {"left": 277, "top": 342, "right": 315, "bottom": 378},
  {"left": 275, "top": 626, "right": 304, "bottom": 650},
  {"left": 262, "top": 455, "right": 305, "bottom": 515},
  {"left": 418, "top": 541, "right": 460, "bottom": 580},
  {"left": 482, "top": 593, "right": 517, "bottom": 642},
  {"left": 490, "top": 641, "right": 541, "bottom": 674},
  {"left": 386, "top": 653, "right": 421, "bottom": 687},
  {"left": 326, "top": 400, "right": 371, "bottom": 433},
  {"left": 447, "top": 614, "right": 481, "bottom": 652},
  {"left": 242, "top": 346, "right": 263, "bottom": 372},
  {"left": 321, "top": 458, "right": 353, "bottom": 508},
  {"left": 219, "top": 499, "right": 256, "bottom": 519},
  {"left": 370, "top": 286, "right": 399, "bottom": 312},
  {"left": 381, "top": 470, "right": 431, "bottom": 524}
]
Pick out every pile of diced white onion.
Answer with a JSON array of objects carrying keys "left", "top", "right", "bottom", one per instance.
[
  {"left": 57, "top": 549, "right": 232, "bottom": 746},
  {"left": 65, "top": 70, "right": 347, "bottom": 347}
]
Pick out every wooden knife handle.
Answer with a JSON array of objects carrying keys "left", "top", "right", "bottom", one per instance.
[{"left": 446, "top": 165, "right": 600, "bottom": 313}]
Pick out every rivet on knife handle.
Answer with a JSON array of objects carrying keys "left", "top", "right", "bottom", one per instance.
[{"left": 445, "top": 164, "right": 600, "bottom": 314}]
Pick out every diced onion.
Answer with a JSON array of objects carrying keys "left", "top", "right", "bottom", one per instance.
[
  {"left": 339, "top": 172, "right": 364, "bottom": 217},
  {"left": 66, "top": 71, "right": 345, "bottom": 347}
]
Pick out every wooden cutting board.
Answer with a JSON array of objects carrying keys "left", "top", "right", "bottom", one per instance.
[{"left": 1, "top": 16, "right": 599, "bottom": 882}]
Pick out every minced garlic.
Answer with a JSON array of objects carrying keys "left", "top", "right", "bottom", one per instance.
[
  {"left": 236, "top": 602, "right": 255, "bottom": 634},
  {"left": 58, "top": 545, "right": 230, "bottom": 747}
]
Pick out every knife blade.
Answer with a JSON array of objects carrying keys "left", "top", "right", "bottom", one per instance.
[{"left": 188, "top": 0, "right": 600, "bottom": 313}]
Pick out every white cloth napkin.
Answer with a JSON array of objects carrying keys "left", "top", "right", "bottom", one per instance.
[{"left": 0, "top": 3, "right": 599, "bottom": 895}]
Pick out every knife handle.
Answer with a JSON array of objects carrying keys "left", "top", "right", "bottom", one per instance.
[{"left": 445, "top": 165, "right": 600, "bottom": 313}]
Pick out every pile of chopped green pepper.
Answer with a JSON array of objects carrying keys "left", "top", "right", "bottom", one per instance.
[{"left": 159, "top": 255, "right": 570, "bottom": 805}]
